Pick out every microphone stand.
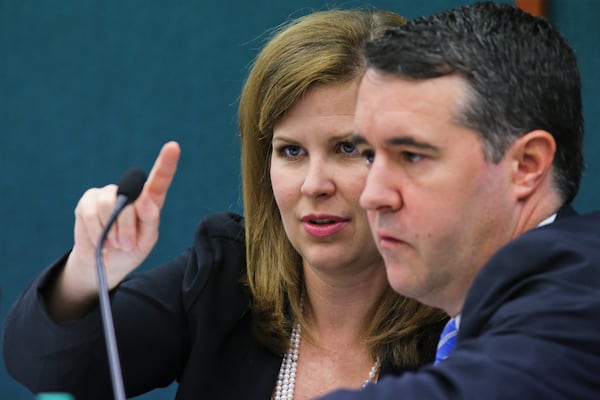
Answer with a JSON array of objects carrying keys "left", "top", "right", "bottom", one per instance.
[{"left": 95, "top": 194, "right": 128, "bottom": 400}]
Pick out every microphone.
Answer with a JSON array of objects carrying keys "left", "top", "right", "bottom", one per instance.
[{"left": 95, "top": 168, "right": 147, "bottom": 400}]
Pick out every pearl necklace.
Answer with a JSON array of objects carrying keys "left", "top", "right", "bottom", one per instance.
[{"left": 273, "top": 323, "right": 380, "bottom": 400}]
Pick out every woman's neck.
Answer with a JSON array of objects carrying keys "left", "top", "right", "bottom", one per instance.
[{"left": 301, "top": 261, "right": 388, "bottom": 343}]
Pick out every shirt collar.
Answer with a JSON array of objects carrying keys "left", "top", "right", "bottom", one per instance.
[{"left": 537, "top": 213, "right": 557, "bottom": 227}]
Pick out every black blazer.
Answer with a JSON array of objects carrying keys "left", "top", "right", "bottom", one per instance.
[
  {"left": 3, "top": 213, "right": 430, "bottom": 399},
  {"left": 321, "top": 208, "right": 600, "bottom": 400}
]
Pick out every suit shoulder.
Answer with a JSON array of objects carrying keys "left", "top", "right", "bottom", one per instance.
[
  {"left": 509, "top": 210, "right": 600, "bottom": 256},
  {"left": 194, "top": 212, "right": 245, "bottom": 243}
]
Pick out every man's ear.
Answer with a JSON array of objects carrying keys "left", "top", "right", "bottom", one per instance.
[{"left": 509, "top": 130, "right": 556, "bottom": 200}]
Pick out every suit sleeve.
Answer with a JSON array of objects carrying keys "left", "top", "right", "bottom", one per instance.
[
  {"left": 2, "top": 213, "right": 246, "bottom": 399},
  {"left": 2, "top": 248, "right": 190, "bottom": 398}
]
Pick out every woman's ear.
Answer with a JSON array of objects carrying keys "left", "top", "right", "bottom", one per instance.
[{"left": 509, "top": 130, "right": 556, "bottom": 200}]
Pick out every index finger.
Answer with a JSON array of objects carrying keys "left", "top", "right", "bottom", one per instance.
[{"left": 141, "top": 141, "right": 181, "bottom": 209}]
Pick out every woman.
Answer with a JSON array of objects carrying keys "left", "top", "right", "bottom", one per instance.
[{"left": 3, "top": 9, "right": 446, "bottom": 400}]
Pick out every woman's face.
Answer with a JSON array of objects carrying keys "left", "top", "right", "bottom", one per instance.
[{"left": 270, "top": 81, "right": 383, "bottom": 276}]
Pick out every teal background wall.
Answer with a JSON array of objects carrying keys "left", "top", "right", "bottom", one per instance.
[{"left": 1, "top": 1, "right": 598, "bottom": 398}]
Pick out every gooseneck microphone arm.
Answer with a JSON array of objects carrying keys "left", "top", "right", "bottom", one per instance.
[{"left": 95, "top": 168, "right": 147, "bottom": 400}]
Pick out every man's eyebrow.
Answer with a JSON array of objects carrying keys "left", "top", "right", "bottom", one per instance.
[
  {"left": 385, "top": 137, "right": 439, "bottom": 151},
  {"left": 351, "top": 133, "right": 439, "bottom": 152}
]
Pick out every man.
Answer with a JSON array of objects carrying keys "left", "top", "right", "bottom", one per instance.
[{"left": 320, "top": 2, "right": 600, "bottom": 399}]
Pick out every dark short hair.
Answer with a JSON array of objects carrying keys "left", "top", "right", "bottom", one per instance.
[{"left": 364, "top": 1, "right": 584, "bottom": 203}]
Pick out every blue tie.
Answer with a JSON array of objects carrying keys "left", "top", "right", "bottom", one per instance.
[{"left": 434, "top": 317, "right": 458, "bottom": 365}]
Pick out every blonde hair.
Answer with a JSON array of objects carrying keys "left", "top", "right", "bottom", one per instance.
[{"left": 239, "top": 9, "right": 446, "bottom": 368}]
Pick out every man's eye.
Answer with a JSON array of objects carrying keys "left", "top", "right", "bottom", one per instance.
[{"left": 404, "top": 152, "right": 423, "bottom": 163}]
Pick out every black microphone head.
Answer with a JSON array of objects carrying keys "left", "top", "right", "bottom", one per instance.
[{"left": 117, "top": 168, "right": 147, "bottom": 205}]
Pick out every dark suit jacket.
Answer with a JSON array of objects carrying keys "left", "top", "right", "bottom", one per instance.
[
  {"left": 3, "top": 213, "right": 428, "bottom": 399},
  {"left": 321, "top": 208, "right": 600, "bottom": 400}
]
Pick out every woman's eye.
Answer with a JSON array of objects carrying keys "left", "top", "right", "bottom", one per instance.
[
  {"left": 339, "top": 141, "right": 359, "bottom": 155},
  {"left": 361, "top": 150, "right": 374, "bottom": 165},
  {"left": 281, "top": 145, "right": 305, "bottom": 158}
]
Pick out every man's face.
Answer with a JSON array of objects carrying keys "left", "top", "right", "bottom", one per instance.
[{"left": 354, "top": 70, "right": 517, "bottom": 314}]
